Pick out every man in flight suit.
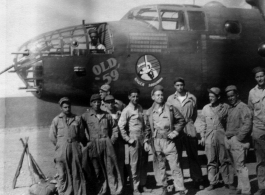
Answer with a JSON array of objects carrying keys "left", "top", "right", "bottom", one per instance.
[
  {"left": 49, "top": 97, "right": 87, "bottom": 195},
  {"left": 225, "top": 85, "right": 252, "bottom": 195},
  {"left": 82, "top": 94, "right": 123, "bottom": 195},
  {"left": 200, "top": 88, "right": 234, "bottom": 190},
  {"left": 167, "top": 77, "right": 204, "bottom": 189},
  {"left": 248, "top": 67, "right": 265, "bottom": 195},
  {"left": 103, "top": 94, "right": 126, "bottom": 192},
  {"left": 118, "top": 88, "right": 148, "bottom": 195},
  {"left": 144, "top": 85, "right": 186, "bottom": 195},
  {"left": 99, "top": 84, "right": 125, "bottom": 112}
]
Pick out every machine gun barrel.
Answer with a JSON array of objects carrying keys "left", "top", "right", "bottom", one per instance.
[{"left": 0, "top": 65, "right": 15, "bottom": 75}]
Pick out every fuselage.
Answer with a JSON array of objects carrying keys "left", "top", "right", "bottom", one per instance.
[{"left": 13, "top": 3, "right": 265, "bottom": 107}]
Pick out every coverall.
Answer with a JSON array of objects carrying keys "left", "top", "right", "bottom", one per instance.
[
  {"left": 145, "top": 104, "right": 186, "bottom": 191},
  {"left": 118, "top": 102, "right": 148, "bottom": 191},
  {"left": 82, "top": 109, "right": 123, "bottom": 195},
  {"left": 248, "top": 85, "right": 265, "bottom": 190},
  {"left": 49, "top": 113, "right": 87, "bottom": 195},
  {"left": 167, "top": 91, "right": 204, "bottom": 183},
  {"left": 225, "top": 101, "right": 252, "bottom": 194},
  {"left": 201, "top": 103, "right": 234, "bottom": 185}
]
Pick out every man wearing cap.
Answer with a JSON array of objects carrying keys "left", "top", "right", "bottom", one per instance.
[
  {"left": 99, "top": 84, "right": 125, "bottom": 112},
  {"left": 118, "top": 88, "right": 148, "bottom": 195},
  {"left": 103, "top": 94, "right": 126, "bottom": 188},
  {"left": 166, "top": 77, "right": 204, "bottom": 189},
  {"left": 145, "top": 85, "right": 186, "bottom": 195},
  {"left": 225, "top": 85, "right": 252, "bottom": 195},
  {"left": 88, "top": 29, "right": 106, "bottom": 53},
  {"left": 49, "top": 97, "right": 87, "bottom": 195},
  {"left": 248, "top": 67, "right": 265, "bottom": 195},
  {"left": 82, "top": 94, "right": 123, "bottom": 195},
  {"left": 200, "top": 88, "right": 234, "bottom": 191}
]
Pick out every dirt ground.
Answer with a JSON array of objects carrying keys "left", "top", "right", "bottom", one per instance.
[{"left": 0, "top": 117, "right": 259, "bottom": 195}]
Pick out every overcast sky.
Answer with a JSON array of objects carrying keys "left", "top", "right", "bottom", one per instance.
[{"left": 0, "top": 0, "right": 251, "bottom": 98}]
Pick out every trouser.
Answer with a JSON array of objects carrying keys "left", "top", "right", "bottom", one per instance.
[
  {"left": 88, "top": 138, "right": 123, "bottom": 195},
  {"left": 175, "top": 134, "right": 203, "bottom": 182},
  {"left": 225, "top": 136, "right": 251, "bottom": 194},
  {"left": 253, "top": 136, "right": 265, "bottom": 190},
  {"left": 114, "top": 137, "right": 125, "bottom": 187},
  {"left": 127, "top": 135, "right": 148, "bottom": 191},
  {"left": 205, "top": 141, "right": 234, "bottom": 185},
  {"left": 154, "top": 138, "right": 185, "bottom": 191}
]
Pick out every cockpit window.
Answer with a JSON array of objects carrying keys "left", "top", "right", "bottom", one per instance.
[
  {"left": 160, "top": 10, "right": 185, "bottom": 30},
  {"left": 125, "top": 6, "right": 159, "bottom": 29},
  {"left": 187, "top": 11, "right": 206, "bottom": 31}
]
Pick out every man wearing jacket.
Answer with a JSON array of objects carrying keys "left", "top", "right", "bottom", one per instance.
[
  {"left": 248, "top": 67, "right": 265, "bottom": 195},
  {"left": 225, "top": 85, "right": 252, "bottom": 195},
  {"left": 118, "top": 88, "right": 148, "bottom": 195},
  {"left": 145, "top": 85, "right": 186, "bottom": 195},
  {"left": 82, "top": 94, "right": 123, "bottom": 195},
  {"left": 167, "top": 77, "right": 204, "bottom": 189},
  {"left": 49, "top": 97, "right": 87, "bottom": 195},
  {"left": 200, "top": 87, "right": 234, "bottom": 190}
]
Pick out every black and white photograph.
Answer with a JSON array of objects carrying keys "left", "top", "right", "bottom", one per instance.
[{"left": 1, "top": 0, "right": 265, "bottom": 195}]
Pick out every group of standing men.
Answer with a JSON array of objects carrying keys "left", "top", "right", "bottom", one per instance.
[{"left": 49, "top": 67, "right": 265, "bottom": 195}]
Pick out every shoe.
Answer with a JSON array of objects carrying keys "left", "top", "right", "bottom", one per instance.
[
  {"left": 229, "top": 189, "right": 242, "bottom": 195},
  {"left": 161, "top": 187, "right": 168, "bottom": 195},
  {"left": 176, "top": 191, "right": 186, "bottom": 195},
  {"left": 225, "top": 184, "right": 236, "bottom": 190},
  {"left": 254, "top": 189, "right": 265, "bottom": 195},
  {"left": 194, "top": 181, "right": 204, "bottom": 190},
  {"left": 206, "top": 184, "right": 215, "bottom": 191},
  {"left": 133, "top": 189, "right": 141, "bottom": 195},
  {"left": 139, "top": 185, "right": 148, "bottom": 193}
]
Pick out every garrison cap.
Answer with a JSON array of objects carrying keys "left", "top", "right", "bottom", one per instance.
[
  {"left": 252, "top": 67, "right": 265, "bottom": 75},
  {"left": 207, "top": 87, "right": 221, "bottom": 96},
  {"left": 90, "top": 94, "right": 101, "bottom": 102},
  {"left": 151, "top": 85, "right": 164, "bottom": 96},
  {"left": 104, "top": 95, "right": 115, "bottom": 102},
  {"left": 225, "top": 85, "right": 237, "bottom": 93},
  {"left": 100, "top": 84, "right": 111, "bottom": 92},
  {"left": 88, "top": 29, "right": 97, "bottom": 35},
  {"left": 174, "top": 77, "right": 185, "bottom": 85},
  {"left": 59, "top": 97, "right": 70, "bottom": 106}
]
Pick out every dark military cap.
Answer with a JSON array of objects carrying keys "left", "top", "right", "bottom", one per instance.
[
  {"left": 252, "top": 67, "right": 265, "bottom": 75},
  {"left": 59, "top": 97, "right": 70, "bottom": 106},
  {"left": 151, "top": 85, "right": 164, "bottom": 96},
  {"left": 90, "top": 94, "right": 101, "bottom": 102},
  {"left": 174, "top": 77, "right": 185, "bottom": 85},
  {"left": 225, "top": 85, "right": 237, "bottom": 93},
  {"left": 207, "top": 87, "right": 221, "bottom": 96},
  {"left": 128, "top": 88, "right": 140, "bottom": 96},
  {"left": 104, "top": 95, "right": 115, "bottom": 102},
  {"left": 100, "top": 84, "right": 111, "bottom": 92},
  {"left": 89, "top": 29, "right": 98, "bottom": 35}
]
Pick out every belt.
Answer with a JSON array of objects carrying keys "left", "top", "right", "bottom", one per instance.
[{"left": 156, "top": 132, "right": 168, "bottom": 139}]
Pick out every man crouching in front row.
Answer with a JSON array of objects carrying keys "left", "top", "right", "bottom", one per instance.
[{"left": 144, "top": 85, "right": 187, "bottom": 195}]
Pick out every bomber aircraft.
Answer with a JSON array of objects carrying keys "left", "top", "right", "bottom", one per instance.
[{"left": 1, "top": 0, "right": 265, "bottom": 107}]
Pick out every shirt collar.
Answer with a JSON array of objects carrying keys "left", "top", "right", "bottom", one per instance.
[
  {"left": 152, "top": 103, "right": 165, "bottom": 114},
  {"left": 128, "top": 102, "right": 138, "bottom": 110},
  {"left": 59, "top": 112, "right": 74, "bottom": 118},
  {"left": 231, "top": 100, "right": 241, "bottom": 108}
]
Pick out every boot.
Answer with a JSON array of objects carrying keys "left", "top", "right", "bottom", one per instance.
[
  {"left": 254, "top": 189, "right": 265, "bottom": 195},
  {"left": 161, "top": 187, "right": 168, "bottom": 195},
  {"left": 206, "top": 184, "right": 215, "bottom": 191},
  {"left": 225, "top": 184, "right": 236, "bottom": 190},
  {"left": 133, "top": 189, "right": 141, "bottom": 195}
]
